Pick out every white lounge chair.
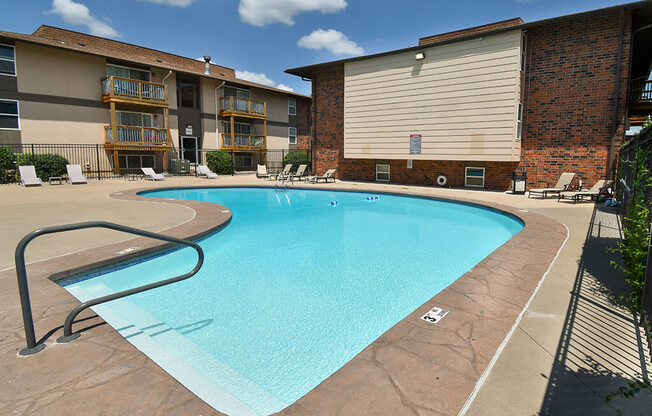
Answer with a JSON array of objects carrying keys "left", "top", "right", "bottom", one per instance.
[
  {"left": 141, "top": 167, "right": 166, "bottom": 181},
  {"left": 528, "top": 172, "right": 576, "bottom": 198},
  {"left": 18, "top": 166, "right": 43, "bottom": 187},
  {"left": 558, "top": 180, "right": 613, "bottom": 203},
  {"left": 276, "top": 164, "right": 293, "bottom": 180},
  {"left": 198, "top": 165, "right": 218, "bottom": 179},
  {"left": 309, "top": 169, "right": 336, "bottom": 183},
  {"left": 290, "top": 164, "right": 308, "bottom": 182},
  {"left": 66, "top": 164, "right": 88, "bottom": 184},
  {"left": 257, "top": 164, "right": 272, "bottom": 180}
]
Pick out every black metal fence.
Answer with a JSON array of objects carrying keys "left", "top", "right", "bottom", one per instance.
[
  {"left": 0, "top": 143, "right": 311, "bottom": 182},
  {"left": 618, "top": 127, "right": 652, "bottom": 356}
]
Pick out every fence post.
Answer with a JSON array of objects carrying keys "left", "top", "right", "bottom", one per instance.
[
  {"left": 95, "top": 144, "right": 101, "bottom": 180},
  {"left": 30, "top": 144, "right": 35, "bottom": 165},
  {"left": 231, "top": 151, "right": 235, "bottom": 175}
]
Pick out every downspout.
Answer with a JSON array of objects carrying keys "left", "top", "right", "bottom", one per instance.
[
  {"left": 607, "top": 8, "right": 625, "bottom": 179},
  {"left": 215, "top": 80, "right": 225, "bottom": 149},
  {"left": 301, "top": 75, "right": 315, "bottom": 175},
  {"left": 161, "top": 70, "right": 173, "bottom": 132}
]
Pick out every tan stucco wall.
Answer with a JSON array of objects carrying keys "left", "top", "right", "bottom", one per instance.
[{"left": 19, "top": 101, "right": 108, "bottom": 144}]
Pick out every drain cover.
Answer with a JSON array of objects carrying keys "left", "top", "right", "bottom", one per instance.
[{"left": 421, "top": 307, "right": 449, "bottom": 324}]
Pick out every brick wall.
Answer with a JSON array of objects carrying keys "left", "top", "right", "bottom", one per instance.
[
  {"left": 296, "top": 96, "right": 311, "bottom": 152},
  {"left": 310, "top": 10, "right": 632, "bottom": 190},
  {"left": 520, "top": 10, "right": 631, "bottom": 189}
]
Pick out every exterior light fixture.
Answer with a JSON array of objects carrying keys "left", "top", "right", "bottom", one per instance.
[{"left": 415, "top": 52, "right": 425, "bottom": 60}]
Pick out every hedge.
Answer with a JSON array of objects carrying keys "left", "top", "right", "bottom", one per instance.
[
  {"left": 0, "top": 146, "right": 15, "bottom": 184},
  {"left": 205, "top": 151, "right": 234, "bottom": 175},
  {"left": 282, "top": 151, "right": 310, "bottom": 172},
  {"left": 16, "top": 153, "right": 69, "bottom": 180}
]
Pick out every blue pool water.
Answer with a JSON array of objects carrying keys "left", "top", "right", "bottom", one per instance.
[{"left": 61, "top": 188, "right": 522, "bottom": 415}]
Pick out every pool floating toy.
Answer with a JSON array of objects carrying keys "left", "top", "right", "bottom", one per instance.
[{"left": 330, "top": 201, "right": 338, "bottom": 206}]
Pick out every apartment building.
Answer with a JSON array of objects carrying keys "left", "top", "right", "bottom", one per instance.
[
  {"left": 287, "top": 1, "right": 652, "bottom": 190},
  {"left": 0, "top": 25, "right": 311, "bottom": 173}
]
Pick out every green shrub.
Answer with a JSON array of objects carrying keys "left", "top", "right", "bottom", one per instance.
[
  {"left": 0, "top": 146, "right": 16, "bottom": 184},
  {"left": 282, "top": 150, "right": 310, "bottom": 172},
  {"left": 16, "top": 153, "right": 69, "bottom": 180},
  {"left": 205, "top": 151, "right": 233, "bottom": 175}
]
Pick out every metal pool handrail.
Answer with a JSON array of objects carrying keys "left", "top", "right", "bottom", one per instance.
[{"left": 15, "top": 221, "right": 204, "bottom": 356}]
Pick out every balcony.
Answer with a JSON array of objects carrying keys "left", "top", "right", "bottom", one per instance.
[
  {"left": 220, "top": 133, "right": 266, "bottom": 151},
  {"left": 628, "top": 78, "right": 652, "bottom": 117},
  {"left": 219, "top": 97, "right": 266, "bottom": 119},
  {"left": 104, "top": 126, "right": 170, "bottom": 147},
  {"left": 102, "top": 76, "right": 168, "bottom": 107}
]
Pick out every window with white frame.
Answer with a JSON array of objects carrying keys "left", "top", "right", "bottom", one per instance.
[
  {"left": 106, "top": 64, "right": 150, "bottom": 81},
  {"left": 520, "top": 33, "right": 527, "bottom": 72},
  {"left": 516, "top": 102, "right": 523, "bottom": 140},
  {"left": 288, "top": 127, "right": 297, "bottom": 144},
  {"left": 465, "top": 167, "right": 485, "bottom": 188},
  {"left": 116, "top": 111, "right": 153, "bottom": 127},
  {"left": 288, "top": 97, "right": 296, "bottom": 115},
  {"left": 376, "top": 164, "right": 390, "bottom": 182},
  {"left": 118, "top": 154, "right": 155, "bottom": 169},
  {"left": 0, "top": 44, "right": 16, "bottom": 76},
  {"left": 0, "top": 99, "right": 19, "bottom": 130}
]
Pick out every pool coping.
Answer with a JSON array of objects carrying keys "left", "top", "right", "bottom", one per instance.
[{"left": 2, "top": 184, "right": 567, "bottom": 416}]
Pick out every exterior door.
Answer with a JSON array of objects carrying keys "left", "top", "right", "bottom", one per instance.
[{"left": 180, "top": 136, "right": 198, "bottom": 163}]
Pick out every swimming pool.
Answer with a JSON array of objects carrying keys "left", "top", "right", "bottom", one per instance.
[{"left": 61, "top": 187, "right": 523, "bottom": 415}]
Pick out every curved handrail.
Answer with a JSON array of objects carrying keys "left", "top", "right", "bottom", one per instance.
[{"left": 15, "top": 221, "right": 204, "bottom": 355}]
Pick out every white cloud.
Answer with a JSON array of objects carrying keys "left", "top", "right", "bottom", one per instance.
[
  {"left": 235, "top": 70, "right": 276, "bottom": 87},
  {"left": 47, "top": 0, "right": 120, "bottom": 38},
  {"left": 298, "top": 29, "right": 364, "bottom": 55},
  {"left": 239, "top": 0, "right": 347, "bottom": 27},
  {"left": 139, "top": 0, "right": 194, "bottom": 6},
  {"left": 276, "top": 84, "right": 294, "bottom": 92}
]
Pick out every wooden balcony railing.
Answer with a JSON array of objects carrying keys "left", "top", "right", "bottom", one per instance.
[
  {"left": 220, "top": 133, "right": 265, "bottom": 150},
  {"left": 101, "top": 76, "right": 168, "bottom": 106},
  {"left": 630, "top": 78, "right": 652, "bottom": 103},
  {"left": 104, "top": 125, "right": 169, "bottom": 146},
  {"left": 219, "top": 97, "right": 266, "bottom": 118}
]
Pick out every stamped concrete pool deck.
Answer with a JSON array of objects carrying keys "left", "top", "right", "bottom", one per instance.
[{"left": 1, "top": 175, "right": 649, "bottom": 415}]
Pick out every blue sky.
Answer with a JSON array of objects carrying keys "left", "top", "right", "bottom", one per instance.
[{"left": 0, "top": 0, "right": 636, "bottom": 95}]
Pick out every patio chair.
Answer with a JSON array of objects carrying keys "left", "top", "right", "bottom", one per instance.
[
  {"left": 18, "top": 166, "right": 43, "bottom": 187},
  {"left": 558, "top": 180, "right": 613, "bottom": 203},
  {"left": 66, "top": 164, "right": 88, "bottom": 184},
  {"left": 528, "top": 172, "right": 576, "bottom": 198},
  {"left": 257, "top": 164, "right": 272, "bottom": 180},
  {"left": 141, "top": 167, "right": 166, "bottom": 181},
  {"left": 275, "top": 164, "right": 293, "bottom": 180},
  {"left": 198, "top": 165, "right": 219, "bottom": 179},
  {"left": 309, "top": 169, "right": 336, "bottom": 183},
  {"left": 290, "top": 164, "right": 308, "bottom": 182}
]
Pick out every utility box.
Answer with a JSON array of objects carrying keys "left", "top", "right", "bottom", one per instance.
[
  {"left": 168, "top": 159, "right": 190, "bottom": 174},
  {"left": 511, "top": 170, "right": 527, "bottom": 194}
]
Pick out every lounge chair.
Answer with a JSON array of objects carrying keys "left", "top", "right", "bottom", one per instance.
[
  {"left": 257, "top": 164, "right": 272, "bottom": 180},
  {"left": 198, "top": 165, "right": 218, "bottom": 179},
  {"left": 66, "top": 164, "right": 88, "bottom": 184},
  {"left": 528, "top": 172, "right": 576, "bottom": 198},
  {"left": 309, "top": 169, "right": 336, "bottom": 183},
  {"left": 290, "top": 164, "right": 308, "bottom": 182},
  {"left": 18, "top": 166, "right": 43, "bottom": 187},
  {"left": 141, "top": 167, "right": 166, "bottom": 181},
  {"left": 275, "top": 164, "right": 293, "bottom": 180},
  {"left": 558, "top": 180, "right": 613, "bottom": 203}
]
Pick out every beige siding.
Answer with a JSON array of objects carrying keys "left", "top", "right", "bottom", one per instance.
[{"left": 344, "top": 30, "right": 523, "bottom": 162}]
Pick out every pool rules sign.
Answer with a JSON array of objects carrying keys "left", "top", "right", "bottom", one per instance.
[{"left": 409, "top": 134, "right": 422, "bottom": 155}]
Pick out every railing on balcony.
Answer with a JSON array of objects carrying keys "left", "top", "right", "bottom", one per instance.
[
  {"left": 630, "top": 78, "right": 652, "bottom": 103},
  {"left": 219, "top": 97, "right": 266, "bottom": 118},
  {"left": 220, "top": 133, "right": 265, "bottom": 150},
  {"left": 104, "top": 125, "right": 169, "bottom": 146},
  {"left": 102, "top": 76, "right": 167, "bottom": 105}
]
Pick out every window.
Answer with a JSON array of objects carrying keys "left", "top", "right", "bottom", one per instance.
[
  {"left": 520, "top": 33, "right": 527, "bottom": 72},
  {"left": 376, "top": 164, "right": 390, "bottom": 182},
  {"left": 222, "top": 122, "right": 251, "bottom": 135},
  {"left": 0, "top": 99, "right": 19, "bottom": 129},
  {"left": 465, "top": 167, "right": 485, "bottom": 188},
  {"left": 235, "top": 155, "right": 253, "bottom": 168},
  {"left": 0, "top": 44, "right": 16, "bottom": 76},
  {"left": 223, "top": 86, "right": 250, "bottom": 99},
  {"left": 179, "top": 80, "right": 198, "bottom": 108},
  {"left": 516, "top": 102, "right": 523, "bottom": 140},
  {"left": 117, "top": 154, "right": 155, "bottom": 169},
  {"left": 288, "top": 127, "right": 297, "bottom": 144},
  {"left": 116, "top": 111, "right": 153, "bottom": 127},
  {"left": 106, "top": 64, "right": 150, "bottom": 81},
  {"left": 288, "top": 97, "right": 296, "bottom": 115}
]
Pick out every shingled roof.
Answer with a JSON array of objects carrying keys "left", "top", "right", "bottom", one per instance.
[{"left": 0, "top": 25, "right": 309, "bottom": 98}]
